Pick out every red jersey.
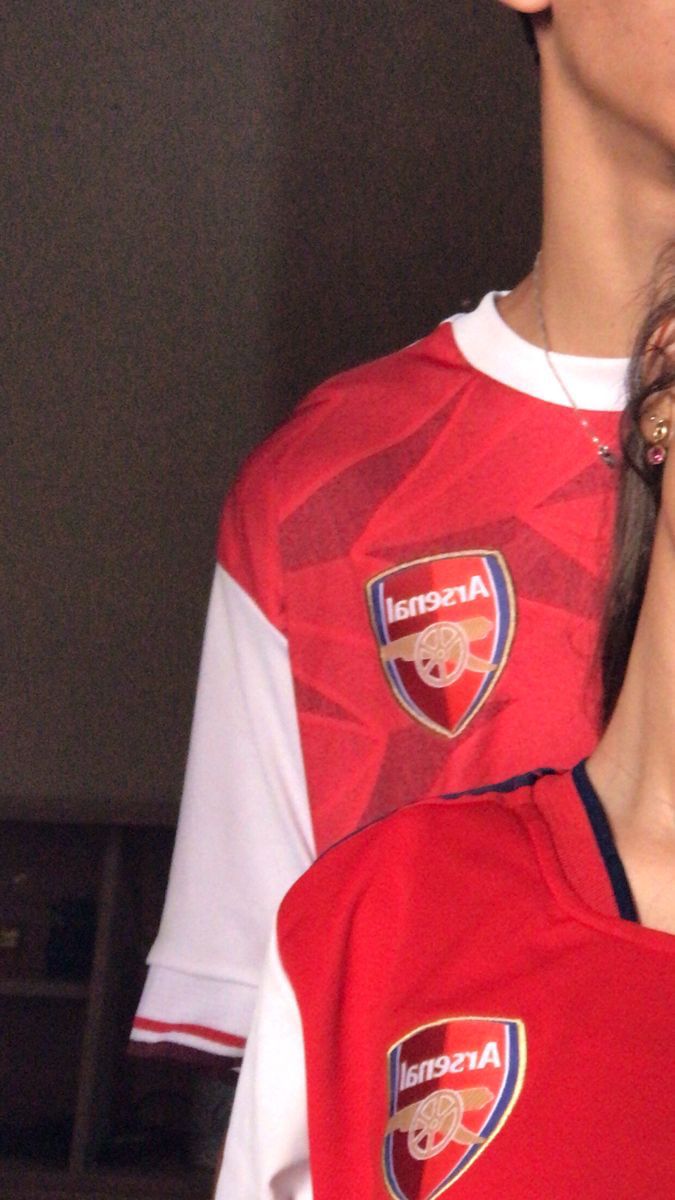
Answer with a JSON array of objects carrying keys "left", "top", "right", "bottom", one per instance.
[
  {"left": 218, "top": 768, "right": 675, "bottom": 1198},
  {"left": 219, "top": 319, "right": 618, "bottom": 848},
  {"left": 132, "top": 295, "right": 626, "bottom": 1057}
]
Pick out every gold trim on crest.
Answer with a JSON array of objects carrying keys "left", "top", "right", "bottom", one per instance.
[
  {"left": 382, "top": 1014, "right": 527, "bottom": 1200},
  {"left": 365, "top": 550, "right": 517, "bottom": 739}
]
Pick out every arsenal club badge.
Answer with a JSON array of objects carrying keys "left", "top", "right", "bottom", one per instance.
[
  {"left": 383, "top": 1016, "right": 526, "bottom": 1199},
  {"left": 366, "top": 551, "right": 515, "bottom": 738}
]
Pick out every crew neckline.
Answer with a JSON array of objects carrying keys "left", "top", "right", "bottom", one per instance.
[{"left": 450, "top": 292, "right": 628, "bottom": 412}]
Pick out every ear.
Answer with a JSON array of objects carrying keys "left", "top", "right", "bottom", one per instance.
[
  {"left": 643, "top": 316, "right": 675, "bottom": 398},
  {"left": 496, "top": 0, "right": 550, "bottom": 13},
  {"left": 648, "top": 315, "right": 675, "bottom": 360}
]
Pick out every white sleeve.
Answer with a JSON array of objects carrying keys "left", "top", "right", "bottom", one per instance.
[
  {"left": 214, "top": 928, "right": 312, "bottom": 1200},
  {"left": 131, "top": 564, "right": 315, "bottom": 1054}
]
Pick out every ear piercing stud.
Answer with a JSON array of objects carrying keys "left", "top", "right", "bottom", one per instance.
[{"left": 645, "top": 414, "right": 669, "bottom": 466}]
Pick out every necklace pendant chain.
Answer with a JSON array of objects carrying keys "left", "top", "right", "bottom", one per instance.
[{"left": 533, "top": 253, "right": 616, "bottom": 470}]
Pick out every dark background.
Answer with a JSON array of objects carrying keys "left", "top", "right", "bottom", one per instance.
[{"left": 3, "top": 1, "right": 540, "bottom": 808}]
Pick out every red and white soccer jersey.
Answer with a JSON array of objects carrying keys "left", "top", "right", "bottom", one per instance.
[
  {"left": 131, "top": 294, "right": 627, "bottom": 1059},
  {"left": 217, "top": 769, "right": 675, "bottom": 1198}
]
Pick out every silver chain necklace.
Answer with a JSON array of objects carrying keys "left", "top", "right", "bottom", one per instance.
[{"left": 533, "top": 252, "right": 617, "bottom": 468}]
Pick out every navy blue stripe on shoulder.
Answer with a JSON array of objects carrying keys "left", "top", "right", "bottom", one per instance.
[
  {"left": 439, "top": 766, "right": 557, "bottom": 803},
  {"left": 312, "top": 769, "right": 556, "bottom": 869},
  {"left": 571, "top": 760, "right": 638, "bottom": 922}
]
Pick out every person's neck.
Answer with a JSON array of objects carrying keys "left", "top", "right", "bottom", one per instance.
[
  {"left": 499, "top": 61, "right": 675, "bottom": 359},
  {"left": 587, "top": 521, "right": 675, "bottom": 933}
]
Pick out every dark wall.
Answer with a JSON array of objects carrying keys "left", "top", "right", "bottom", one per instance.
[{"left": 3, "top": 1, "right": 540, "bottom": 805}]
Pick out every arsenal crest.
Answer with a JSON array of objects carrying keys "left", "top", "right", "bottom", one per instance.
[
  {"left": 366, "top": 551, "right": 515, "bottom": 738},
  {"left": 383, "top": 1016, "right": 526, "bottom": 1199}
]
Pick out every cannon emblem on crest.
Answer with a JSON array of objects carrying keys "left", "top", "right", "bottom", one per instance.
[
  {"left": 385, "top": 1086, "right": 494, "bottom": 1161},
  {"left": 380, "top": 618, "right": 497, "bottom": 689}
]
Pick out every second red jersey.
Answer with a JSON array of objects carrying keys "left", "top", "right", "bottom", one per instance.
[{"left": 271, "top": 771, "right": 675, "bottom": 1199}]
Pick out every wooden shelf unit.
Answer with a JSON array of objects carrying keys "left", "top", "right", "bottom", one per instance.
[
  {"left": 0, "top": 978, "right": 89, "bottom": 1000},
  {"left": 0, "top": 796, "right": 211, "bottom": 1198},
  {"left": 0, "top": 1161, "right": 212, "bottom": 1199}
]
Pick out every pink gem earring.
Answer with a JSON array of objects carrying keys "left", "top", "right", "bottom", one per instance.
[{"left": 646, "top": 414, "right": 669, "bottom": 466}]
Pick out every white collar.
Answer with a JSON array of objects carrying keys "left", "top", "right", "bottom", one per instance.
[{"left": 450, "top": 292, "right": 628, "bottom": 412}]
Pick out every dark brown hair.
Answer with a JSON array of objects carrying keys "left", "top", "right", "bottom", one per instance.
[
  {"left": 600, "top": 255, "right": 675, "bottom": 725},
  {"left": 519, "top": 12, "right": 550, "bottom": 61},
  {"left": 519, "top": 14, "right": 539, "bottom": 59},
  {"left": 519, "top": 14, "right": 535, "bottom": 44}
]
